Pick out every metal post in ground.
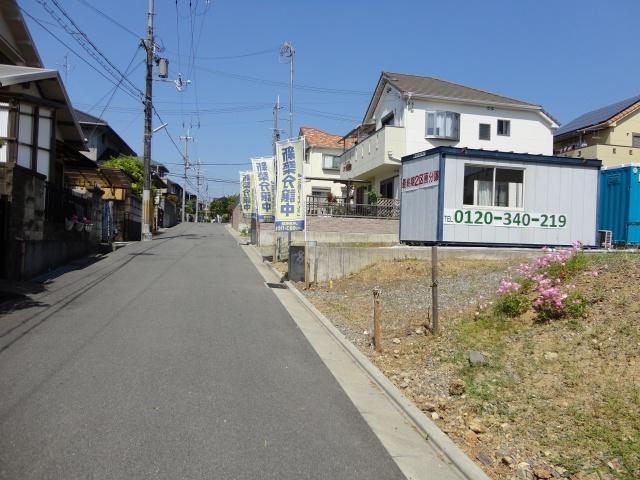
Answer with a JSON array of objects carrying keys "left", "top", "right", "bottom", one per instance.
[
  {"left": 431, "top": 245, "right": 439, "bottom": 334},
  {"left": 373, "top": 288, "right": 382, "bottom": 352}
]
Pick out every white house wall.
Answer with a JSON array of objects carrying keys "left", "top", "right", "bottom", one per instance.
[
  {"left": 304, "top": 146, "right": 345, "bottom": 198},
  {"left": 404, "top": 99, "right": 554, "bottom": 157},
  {"left": 372, "top": 86, "right": 406, "bottom": 129},
  {"left": 399, "top": 153, "right": 440, "bottom": 242},
  {"left": 441, "top": 155, "right": 598, "bottom": 246}
]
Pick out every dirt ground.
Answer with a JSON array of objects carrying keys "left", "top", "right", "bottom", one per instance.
[{"left": 300, "top": 254, "right": 640, "bottom": 480}]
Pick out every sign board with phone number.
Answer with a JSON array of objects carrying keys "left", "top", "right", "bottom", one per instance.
[{"left": 444, "top": 209, "right": 567, "bottom": 228}]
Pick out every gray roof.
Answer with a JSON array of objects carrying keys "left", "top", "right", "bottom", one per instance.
[
  {"left": 382, "top": 72, "right": 539, "bottom": 108},
  {"left": 74, "top": 109, "right": 107, "bottom": 126},
  {"left": 0, "top": 65, "right": 85, "bottom": 146},
  {"left": 555, "top": 94, "right": 640, "bottom": 136}
]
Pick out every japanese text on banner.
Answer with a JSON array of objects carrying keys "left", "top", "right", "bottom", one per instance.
[
  {"left": 251, "top": 157, "right": 275, "bottom": 222},
  {"left": 239, "top": 171, "right": 255, "bottom": 218},
  {"left": 274, "top": 139, "right": 305, "bottom": 232}
]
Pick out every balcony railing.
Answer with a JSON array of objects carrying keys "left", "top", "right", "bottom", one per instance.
[{"left": 306, "top": 196, "right": 399, "bottom": 219}]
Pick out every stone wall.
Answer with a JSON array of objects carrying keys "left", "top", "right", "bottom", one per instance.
[{"left": 2, "top": 166, "right": 104, "bottom": 279}]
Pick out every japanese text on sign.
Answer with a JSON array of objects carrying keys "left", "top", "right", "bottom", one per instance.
[{"left": 401, "top": 170, "right": 440, "bottom": 191}]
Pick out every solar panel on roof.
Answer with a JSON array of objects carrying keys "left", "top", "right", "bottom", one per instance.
[{"left": 555, "top": 94, "right": 640, "bottom": 136}]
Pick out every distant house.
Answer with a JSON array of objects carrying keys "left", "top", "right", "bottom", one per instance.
[
  {"left": 340, "top": 72, "right": 559, "bottom": 203},
  {"left": 554, "top": 94, "right": 640, "bottom": 167},
  {"left": 299, "top": 126, "right": 354, "bottom": 200},
  {"left": 74, "top": 109, "right": 137, "bottom": 162}
]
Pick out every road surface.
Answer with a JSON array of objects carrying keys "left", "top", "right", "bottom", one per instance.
[{"left": 0, "top": 224, "right": 405, "bottom": 479}]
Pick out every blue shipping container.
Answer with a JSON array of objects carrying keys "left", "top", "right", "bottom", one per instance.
[{"left": 599, "top": 165, "right": 640, "bottom": 244}]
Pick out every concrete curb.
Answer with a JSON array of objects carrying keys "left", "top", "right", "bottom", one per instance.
[{"left": 282, "top": 279, "right": 491, "bottom": 480}]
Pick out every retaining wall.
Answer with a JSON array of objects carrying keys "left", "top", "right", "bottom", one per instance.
[{"left": 306, "top": 246, "right": 540, "bottom": 282}]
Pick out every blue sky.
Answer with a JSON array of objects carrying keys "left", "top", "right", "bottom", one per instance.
[{"left": 21, "top": 0, "right": 640, "bottom": 198}]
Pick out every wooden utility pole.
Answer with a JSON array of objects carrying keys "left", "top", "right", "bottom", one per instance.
[
  {"left": 180, "top": 129, "right": 193, "bottom": 223},
  {"left": 373, "top": 288, "right": 382, "bottom": 352},
  {"left": 431, "top": 245, "right": 439, "bottom": 334},
  {"left": 141, "top": 0, "right": 154, "bottom": 241}
]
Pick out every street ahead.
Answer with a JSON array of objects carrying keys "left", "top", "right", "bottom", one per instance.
[{"left": 0, "top": 224, "right": 404, "bottom": 479}]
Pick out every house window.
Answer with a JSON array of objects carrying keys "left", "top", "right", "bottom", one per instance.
[
  {"left": 322, "top": 154, "right": 341, "bottom": 170},
  {"left": 633, "top": 133, "right": 640, "bottom": 148},
  {"left": 463, "top": 165, "right": 523, "bottom": 209},
  {"left": 497, "top": 119, "right": 510, "bottom": 136},
  {"left": 425, "top": 111, "right": 460, "bottom": 140},
  {"left": 381, "top": 112, "right": 395, "bottom": 127},
  {"left": 15, "top": 103, "right": 53, "bottom": 179},
  {"left": 479, "top": 123, "right": 491, "bottom": 141},
  {"left": 380, "top": 177, "right": 394, "bottom": 199},
  {"left": 311, "top": 187, "right": 331, "bottom": 198}
]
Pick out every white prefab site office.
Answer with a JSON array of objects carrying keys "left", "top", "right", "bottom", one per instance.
[{"left": 399, "top": 147, "right": 601, "bottom": 247}]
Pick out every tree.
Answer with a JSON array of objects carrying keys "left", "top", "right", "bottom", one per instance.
[
  {"left": 209, "top": 194, "right": 238, "bottom": 219},
  {"left": 102, "top": 156, "right": 144, "bottom": 197}
]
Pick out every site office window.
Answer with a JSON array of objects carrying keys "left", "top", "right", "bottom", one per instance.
[{"left": 463, "top": 165, "right": 524, "bottom": 209}]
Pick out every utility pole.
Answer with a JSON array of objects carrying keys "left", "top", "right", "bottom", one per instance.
[
  {"left": 272, "top": 96, "right": 281, "bottom": 261},
  {"left": 180, "top": 129, "right": 193, "bottom": 223},
  {"left": 279, "top": 42, "right": 295, "bottom": 139},
  {"left": 141, "top": 0, "right": 154, "bottom": 241},
  {"left": 195, "top": 158, "right": 201, "bottom": 223}
]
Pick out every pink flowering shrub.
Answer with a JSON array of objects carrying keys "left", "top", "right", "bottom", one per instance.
[{"left": 494, "top": 241, "right": 589, "bottom": 321}]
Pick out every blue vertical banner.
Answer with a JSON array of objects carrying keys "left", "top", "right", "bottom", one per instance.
[
  {"left": 251, "top": 157, "right": 275, "bottom": 222},
  {"left": 274, "top": 138, "right": 305, "bottom": 232}
]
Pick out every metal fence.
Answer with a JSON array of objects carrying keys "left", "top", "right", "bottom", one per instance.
[{"left": 306, "top": 196, "right": 399, "bottom": 219}]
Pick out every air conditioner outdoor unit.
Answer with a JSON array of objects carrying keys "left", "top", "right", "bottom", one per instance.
[{"left": 598, "top": 230, "right": 612, "bottom": 248}]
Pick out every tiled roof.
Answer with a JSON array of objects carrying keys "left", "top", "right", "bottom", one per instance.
[
  {"left": 382, "top": 72, "right": 538, "bottom": 108},
  {"left": 299, "top": 127, "right": 355, "bottom": 150},
  {"left": 555, "top": 94, "right": 640, "bottom": 136}
]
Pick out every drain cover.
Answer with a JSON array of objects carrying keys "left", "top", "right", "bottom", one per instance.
[{"left": 265, "top": 282, "right": 287, "bottom": 289}]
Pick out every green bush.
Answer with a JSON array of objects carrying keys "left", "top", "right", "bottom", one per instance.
[{"left": 494, "top": 292, "right": 530, "bottom": 317}]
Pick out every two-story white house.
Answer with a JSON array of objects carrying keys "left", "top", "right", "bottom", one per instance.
[
  {"left": 340, "top": 72, "right": 559, "bottom": 203},
  {"left": 299, "top": 126, "right": 354, "bottom": 200}
]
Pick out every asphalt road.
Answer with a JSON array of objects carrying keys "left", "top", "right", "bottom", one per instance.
[{"left": 0, "top": 224, "right": 404, "bottom": 480}]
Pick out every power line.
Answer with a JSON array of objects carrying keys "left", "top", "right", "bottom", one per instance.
[
  {"left": 39, "top": 0, "right": 144, "bottom": 99},
  {"left": 194, "top": 65, "right": 370, "bottom": 96},
  {"left": 165, "top": 46, "right": 280, "bottom": 61},
  {"left": 164, "top": 161, "right": 251, "bottom": 166},
  {"left": 71, "top": 0, "right": 140, "bottom": 39},
  {"left": 20, "top": 8, "right": 141, "bottom": 103}
]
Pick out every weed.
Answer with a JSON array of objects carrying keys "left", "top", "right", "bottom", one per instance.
[
  {"left": 565, "top": 291, "right": 588, "bottom": 318},
  {"left": 494, "top": 291, "right": 530, "bottom": 317}
]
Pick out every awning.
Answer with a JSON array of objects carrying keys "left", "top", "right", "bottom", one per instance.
[{"left": 64, "top": 166, "right": 132, "bottom": 190}]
